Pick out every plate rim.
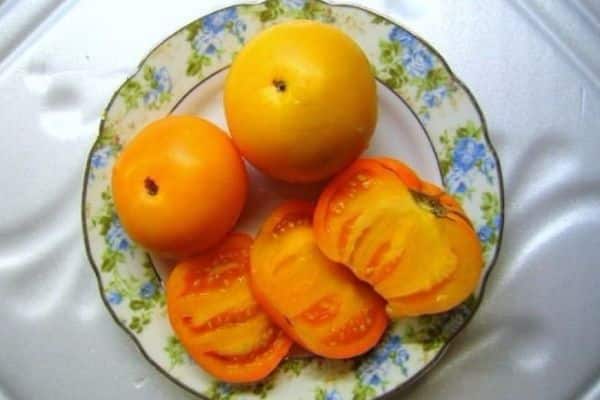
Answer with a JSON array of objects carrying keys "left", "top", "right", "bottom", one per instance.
[{"left": 80, "top": 1, "right": 505, "bottom": 398}]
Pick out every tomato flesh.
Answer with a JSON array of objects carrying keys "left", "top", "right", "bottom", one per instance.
[
  {"left": 250, "top": 201, "right": 388, "bottom": 359},
  {"left": 166, "top": 233, "right": 292, "bottom": 382},
  {"left": 315, "top": 160, "right": 457, "bottom": 297},
  {"left": 314, "top": 158, "right": 483, "bottom": 317},
  {"left": 386, "top": 217, "right": 483, "bottom": 316}
]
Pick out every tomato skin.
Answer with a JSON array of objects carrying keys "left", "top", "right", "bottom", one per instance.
[
  {"left": 250, "top": 201, "right": 388, "bottom": 359},
  {"left": 166, "top": 233, "right": 292, "bottom": 383},
  {"left": 385, "top": 209, "right": 483, "bottom": 317},
  {"left": 112, "top": 115, "right": 248, "bottom": 259},
  {"left": 192, "top": 330, "right": 292, "bottom": 383},
  {"left": 224, "top": 21, "right": 376, "bottom": 183},
  {"left": 314, "top": 158, "right": 483, "bottom": 317},
  {"left": 313, "top": 160, "right": 393, "bottom": 263},
  {"left": 375, "top": 157, "right": 468, "bottom": 220}
]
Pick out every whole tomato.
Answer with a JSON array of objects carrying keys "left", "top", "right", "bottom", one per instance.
[
  {"left": 225, "top": 21, "right": 377, "bottom": 183},
  {"left": 112, "top": 115, "right": 248, "bottom": 258}
]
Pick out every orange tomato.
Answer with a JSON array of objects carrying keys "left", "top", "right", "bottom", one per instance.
[
  {"left": 166, "top": 233, "right": 292, "bottom": 383},
  {"left": 314, "top": 158, "right": 483, "bottom": 317},
  {"left": 224, "top": 20, "right": 377, "bottom": 183},
  {"left": 250, "top": 201, "right": 388, "bottom": 359},
  {"left": 112, "top": 115, "right": 247, "bottom": 258},
  {"left": 374, "top": 158, "right": 483, "bottom": 316}
]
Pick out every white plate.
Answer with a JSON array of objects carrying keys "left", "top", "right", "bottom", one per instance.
[{"left": 82, "top": 1, "right": 503, "bottom": 399}]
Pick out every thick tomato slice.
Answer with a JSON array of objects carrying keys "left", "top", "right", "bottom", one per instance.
[
  {"left": 314, "top": 159, "right": 457, "bottom": 297},
  {"left": 314, "top": 158, "right": 483, "bottom": 317},
  {"left": 166, "top": 233, "right": 292, "bottom": 383},
  {"left": 250, "top": 201, "right": 388, "bottom": 359},
  {"left": 386, "top": 216, "right": 483, "bottom": 316},
  {"left": 372, "top": 157, "right": 482, "bottom": 315}
]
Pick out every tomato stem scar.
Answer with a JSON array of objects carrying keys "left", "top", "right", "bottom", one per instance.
[
  {"left": 272, "top": 79, "right": 286, "bottom": 92},
  {"left": 144, "top": 177, "right": 159, "bottom": 196}
]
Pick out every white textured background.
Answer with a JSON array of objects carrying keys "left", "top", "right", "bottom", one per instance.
[{"left": 1, "top": 1, "right": 599, "bottom": 399}]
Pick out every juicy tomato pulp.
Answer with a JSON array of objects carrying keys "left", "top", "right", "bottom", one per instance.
[
  {"left": 166, "top": 233, "right": 292, "bottom": 383},
  {"left": 250, "top": 201, "right": 388, "bottom": 359},
  {"left": 314, "top": 158, "right": 483, "bottom": 317}
]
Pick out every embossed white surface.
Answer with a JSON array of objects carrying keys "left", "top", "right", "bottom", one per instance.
[{"left": 0, "top": 1, "right": 599, "bottom": 399}]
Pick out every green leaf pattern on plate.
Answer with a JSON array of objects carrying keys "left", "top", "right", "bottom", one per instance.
[
  {"left": 437, "top": 121, "right": 501, "bottom": 255},
  {"left": 185, "top": 9, "right": 247, "bottom": 78},
  {"left": 404, "top": 296, "right": 476, "bottom": 352},
  {"left": 251, "top": 0, "right": 334, "bottom": 23},
  {"left": 164, "top": 336, "right": 187, "bottom": 371},
  {"left": 83, "top": 1, "right": 503, "bottom": 398},
  {"left": 377, "top": 27, "right": 459, "bottom": 119},
  {"left": 91, "top": 188, "right": 164, "bottom": 334},
  {"left": 119, "top": 65, "right": 172, "bottom": 110}
]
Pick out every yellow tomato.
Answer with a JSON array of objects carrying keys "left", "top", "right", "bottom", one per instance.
[
  {"left": 111, "top": 115, "right": 248, "bottom": 259},
  {"left": 224, "top": 20, "right": 377, "bottom": 183}
]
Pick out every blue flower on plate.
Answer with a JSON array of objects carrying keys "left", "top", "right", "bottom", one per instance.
[
  {"left": 389, "top": 26, "right": 416, "bottom": 48},
  {"left": 106, "top": 291, "right": 122, "bottom": 305},
  {"left": 140, "top": 282, "right": 157, "bottom": 299},
  {"left": 481, "top": 154, "right": 496, "bottom": 182},
  {"left": 203, "top": 8, "right": 237, "bottom": 34},
  {"left": 106, "top": 217, "right": 131, "bottom": 251},
  {"left": 358, "top": 360, "right": 388, "bottom": 386},
  {"left": 282, "top": 0, "right": 306, "bottom": 9},
  {"left": 371, "top": 343, "right": 391, "bottom": 364},
  {"left": 193, "top": 31, "right": 219, "bottom": 55},
  {"left": 493, "top": 214, "right": 502, "bottom": 229},
  {"left": 478, "top": 225, "right": 493, "bottom": 242},
  {"left": 192, "top": 8, "right": 245, "bottom": 53},
  {"left": 393, "top": 345, "right": 409, "bottom": 366},
  {"left": 91, "top": 146, "right": 111, "bottom": 169},
  {"left": 379, "top": 335, "right": 409, "bottom": 366},
  {"left": 390, "top": 27, "right": 434, "bottom": 77},
  {"left": 453, "top": 137, "right": 485, "bottom": 172},
  {"left": 143, "top": 90, "right": 158, "bottom": 105},
  {"left": 445, "top": 167, "right": 467, "bottom": 195},
  {"left": 423, "top": 86, "right": 447, "bottom": 108},
  {"left": 484, "top": 154, "right": 496, "bottom": 170},
  {"left": 402, "top": 44, "right": 434, "bottom": 78},
  {"left": 324, "top": 389, "right": 343, "bottom": 400},
  {"left": 231, "top": 19, "right": 246, "bottom": 38},
  {"left": 154, "top": 67, "right": 171, "bottom": 92},
  {"left": 144, "top": 67, "right": 172, "bottom": 106},
  {"left": 357, "top": 334, "right": 409, "bottom": 387}
]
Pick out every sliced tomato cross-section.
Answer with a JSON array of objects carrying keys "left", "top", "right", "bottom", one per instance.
[
  {"left": 314, "top": 158, "right": 483, "bottom": 317},
  {"left": 166, "top": 233, "right": 292, "bottom": 383},
  {"left": 250, "top": 201, "right": 388, "bottom": 359}
]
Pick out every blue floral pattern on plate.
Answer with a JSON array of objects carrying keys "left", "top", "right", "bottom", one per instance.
[
  {"left": 353, "top": 334, "right": 410, "bottom": 397},
  {"left": 106, "top": 217, "right": 131, "bottom": 251},
  {"left": 82, "top": 1, "right": 503, "bottom": 399},
  {"left": 91, "top": 146, "right": 111, "bottom": 169},
  {"left": 379, "top": 25, "right": 459, "bottom": 120},
  {"left": 143, "top": 67, "right": 172, "bottom": 107},
  {"left": 185, "top": 8, "right": 246, "bottom": 77},
  {"left": 106, "top": 291, "right": 122, "bottom": 305}
]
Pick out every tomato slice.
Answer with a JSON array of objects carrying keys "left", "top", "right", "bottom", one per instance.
[
  {"left": 314, "top": 159, "right": 457, "bottom": 297},
  {"left": 372, "top": 157, "right": 482, "bottom": 315},
  {"left": 166, "top": 233, "right": 292, "bottom": 383},
  {"left": 314, "top": 158, "right": 483, "bottom": 317},
  {"left": 250, "top": 201, "right": 388, "bottom": 359},
  {"left": 386, "top": 216, "right": 483, "bottom": 316}
]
